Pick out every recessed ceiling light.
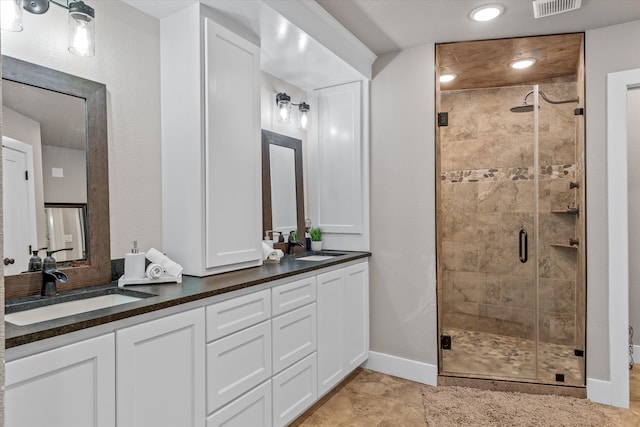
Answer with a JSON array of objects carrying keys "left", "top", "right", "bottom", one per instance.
[
  {"left": 440, "top": 73, "right": 457, "bottom": 83},
  {"left": 469, "top": 4, "right": 504, "bottom": 21},
  {"left": 510, "top": 59, "right": 536, "bottom": 69}
]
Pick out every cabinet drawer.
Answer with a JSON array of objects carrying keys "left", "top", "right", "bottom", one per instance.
[
  {"left": 272, "top": 303, "right": 317, "bottom": 374},
  {"left": 207, "top": 289, "right": 270, "bottom": 341},
  {"left": 207, "top": 380, "right": 272, "bottom": 427},
  {"left": 271, "top": 276, "right": 316, "bottom": 316},
  {"left": 207, "top": 321, "right": 272, "bottom": 413},
  {"left": 272, "top": 353, "right": 317, "bottom": 427}
]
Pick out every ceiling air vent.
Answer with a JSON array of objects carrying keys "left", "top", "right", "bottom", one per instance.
[{"left": 532, "top": 0, "right": 582, "bottom": 18}]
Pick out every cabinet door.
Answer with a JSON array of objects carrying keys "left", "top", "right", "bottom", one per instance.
[
  {"left": 316, "top": 268, "right": 346, "bottom": 396},
  {"left": 117, "top": 308, "right": 205, "bottom": 427},
  {"left": 312, "top": 81, "right": 363, "bottom": 235},
  {"left": 207, "top": 320, "right": 272, "bottom": 413},
  {"left": 272, "top": 353, "right": 317, "bottom": 427},
  {"left": 204, "top": 17, "right": 262, "bottom": 269},
  {"left": 344, "top": 262, "right": 369, "bottom": 370},
  {"left": 6, "top": 334, "right": 115, "bottom": 427},
  {"left": 272, "top": 303, "right": 317, "bottom": 374}
]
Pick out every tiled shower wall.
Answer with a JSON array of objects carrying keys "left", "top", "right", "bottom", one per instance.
[{"left": 440, "top": 83, "right": 580, "bottom": 345}]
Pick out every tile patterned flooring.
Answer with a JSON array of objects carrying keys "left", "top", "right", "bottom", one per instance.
[
  {"left": 293, "top": 367, "right": 640, "bottom": 426},
  {"left": 441, "top": 328, "right": 583, "bottom": 386}
]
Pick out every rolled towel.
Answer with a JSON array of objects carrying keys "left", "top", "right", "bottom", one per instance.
[
  {"left": 146, "top": 248, "right": 184, "bottom": 277},
  {"left": 262, "top": 242, "right": 284, "bottom": 261},
  {"left": 146, "top": 263, "right": 163, "bottom": 279}
]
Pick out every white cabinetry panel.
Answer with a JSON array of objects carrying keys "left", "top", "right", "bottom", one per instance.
[
  {"left": 272, "top": 353, "right": 318, "bottom": 427},
  {"left": 204, "top": 17, "right": 262, "bottom": 269},
  {"left": 316, "top": 268, "right": 346, "bottom": 395},
  {"left": 272, "top": 303, "right": 317, "bottom": 374},
  {"left": 206, "top": 288, "right": 271, "bottom": 341},
  {"left": 207, "top": 320, "right": 272, "bottom": 413},
  {"left": 6, "top": 334, "right": 115, "bottom": 427},
  {"left": 344, "top": 262, "right": 370, "bottom": 370},
  {"left": 116, "top": 308, "right": 205, "bottom": 427},
  {"left": 272, "top": 276, "right": 316, "bottom": 316},
  {"left": 161, "top": 5, "right": 262, "bottom": 276},
  {"left": 312, "top": 81, "right": 363, "bottom": 235},
  {"left": 207, "top": 380, "right": 272, "bottom": 427}
]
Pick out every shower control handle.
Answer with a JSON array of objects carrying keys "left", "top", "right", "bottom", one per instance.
[{"left": 519, "top": 229, "right": 528, "bottom": 263}]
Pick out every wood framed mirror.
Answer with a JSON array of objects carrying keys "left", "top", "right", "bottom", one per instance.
[
  {"left": 261, "top": 129, "right": 305, "bottom": 246},
  {"left": 2, "top": 56, "right": 110, "bottom": 298}
]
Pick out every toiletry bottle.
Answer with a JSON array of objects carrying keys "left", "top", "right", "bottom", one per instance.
[
  {"left": 124, "top": 240, "right": 146, "bottom": 280},
  {"left": 28, "top": 247, "right": 47, "bottom": 272},
  {"left": 264, "top": 231, "right": 274, "bottom": 248}
]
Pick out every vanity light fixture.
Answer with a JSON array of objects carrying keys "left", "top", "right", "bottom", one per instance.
[
  {"left": 469, "top": 4, "right": 504, "bottom": 22},
  {"left": 1, "top": 0, "right": 95, "bottom": 57},
  {"left": 510, "top": 58, "right": 536, "bottom": 69},
  {"left": 276, "top": 93, "right": 311, "bottom": 130},
  {"left": 440, "top": 73, "right": 457, "bottom": 83}
]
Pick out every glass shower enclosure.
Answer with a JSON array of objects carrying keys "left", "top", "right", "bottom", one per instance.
[{"left": 437, "top": 78, "right": 586, "bottom": 386}]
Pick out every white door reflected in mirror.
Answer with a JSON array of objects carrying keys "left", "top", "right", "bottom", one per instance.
[{"left": 3, "top": 137, "right": 38, "bottom": 275}]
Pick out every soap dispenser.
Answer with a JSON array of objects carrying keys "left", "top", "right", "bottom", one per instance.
[
  {"left": 124, "top": 240, "right": 146, "bottom": 280},
  {"left": 28, "top": 247, "right": 48, "bottom": 272}
]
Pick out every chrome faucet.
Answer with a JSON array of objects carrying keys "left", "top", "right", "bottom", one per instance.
[{"left": 41, "top": 248, "right": 73, "bottom": 296}]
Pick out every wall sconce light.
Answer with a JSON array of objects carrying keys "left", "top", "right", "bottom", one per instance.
[
  {"left": 275, "top": 93, "right": 310, "bottom": 130},
  {"left": 1, "top": 0, "right": 95, "bottom": 57}
]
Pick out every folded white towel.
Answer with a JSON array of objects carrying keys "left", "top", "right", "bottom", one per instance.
[
  {"left": 145, "top": 263, "right": 163, "bottom": 279},
  {"left": 262, "top": 242, "right": 284, "bottom": 261},
  {"left": 146, "top": 248, "right": 184, "bottom": 277}
]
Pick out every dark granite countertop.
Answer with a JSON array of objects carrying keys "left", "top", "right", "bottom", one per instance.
[{"left": 5, "top": 251, "right": 370, "bottom": 349}]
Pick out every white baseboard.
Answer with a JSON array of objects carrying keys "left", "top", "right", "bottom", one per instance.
[
  {"left": 363, "top": 351, "right": 437, "bottom": 386},
  {"left": 587, "top": 377, "right": 619, "bottom": 407}
]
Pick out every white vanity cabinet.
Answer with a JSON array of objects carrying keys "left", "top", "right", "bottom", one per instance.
[
  {"left": 271, "top": 277, "right": 318, "bottom": 427},
  {"left": 116, "top": 308, "right": 206, "bottom": 427},
  {"left": 5, "top": 333, "right": 116, "bottom": 427},
  {"left": 161, "top": 4, "right": 262, "bottom": 276},
  {"left": 317, "top": 261, "right": 369, "bottom": 396}
]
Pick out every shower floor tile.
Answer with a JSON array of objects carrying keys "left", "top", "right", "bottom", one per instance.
[{"left": 442, "top": 328, "right": 583, "bottom": 386}]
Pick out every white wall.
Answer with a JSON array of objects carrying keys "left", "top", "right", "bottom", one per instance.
[
  {"left": 1, "top": 1, "right": 162, "bottom": 258},
  {"left": 586, "top": 19, "right": 640, "bottom": 381},
  {"left": 41, "top": 145, "right": 87, "bottom": 204},
  {"left": 629, "top": 88, "right": 640, "bottom": 341},
  {"left": 369, "top": 45, "right": 438, "bottom": 367}
]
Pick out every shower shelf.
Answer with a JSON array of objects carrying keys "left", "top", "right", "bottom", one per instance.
[
  {"left": 550, "top": 243, "right": 578, "bottom": 249},
  {"left": 551, "top": 207, "right": 579, "bottom": 215}
]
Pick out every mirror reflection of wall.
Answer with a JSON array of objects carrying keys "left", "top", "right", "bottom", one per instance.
[
  {"left": 270, "top": 144, "right": 298, "bottom": 234},
  {"left": 2, "top": 78, "right": 88, "bottom": 275}
]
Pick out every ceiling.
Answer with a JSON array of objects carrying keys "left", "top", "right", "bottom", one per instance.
[
  {"left": 316, "top": 0, "right": 640, "bottom": 56},
  {"left": 437, "top": 33, "right": 583, "bottom": 91},
  {"left": 3, "top": 80, "right": 86, "bottom": 151}
]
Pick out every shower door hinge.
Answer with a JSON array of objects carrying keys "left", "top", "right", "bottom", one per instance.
[
  {"left": 437, "top": 112, "right": 449, "bottom": 127},
  {"left": 574, "top": 108, "right": 584, "bottom": 116},
  {"left": 440, "top": 333, "right": 451, "bottom": 350},
  {"left": 574, "top": 349, "right": 584, "bottom": 357}
]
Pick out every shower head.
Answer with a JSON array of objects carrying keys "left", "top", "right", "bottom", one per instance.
[
  {"left": 510, "top": 103, "right": 535, "bottom": 113},
  {"left": 509, "top": 90, "right": 579, "bottom": 113}
]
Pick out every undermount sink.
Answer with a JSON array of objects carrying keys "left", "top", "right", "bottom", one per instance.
[
  {"left": 5, "top": 287, "right": 156, "bottom": 326},
  {"left": 295, "top": 251, "right": 346, "bottom": 261}
]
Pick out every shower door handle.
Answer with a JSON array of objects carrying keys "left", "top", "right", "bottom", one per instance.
[{"left": 519, "top": 229, "right": 528, "bottom": 263}]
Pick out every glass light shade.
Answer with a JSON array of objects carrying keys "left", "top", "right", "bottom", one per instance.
[
  {"left": 1, "top": 0, "right": 23, "bottom": 32},
  {"left": 278, "top": 100, "right": 291, "bottom": 122},
  {"left": 298, "top": 102, "right": 310, "bottom": 130},
  {"left": 68, "top": 1, "right": 95, "bottom": 56}
]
